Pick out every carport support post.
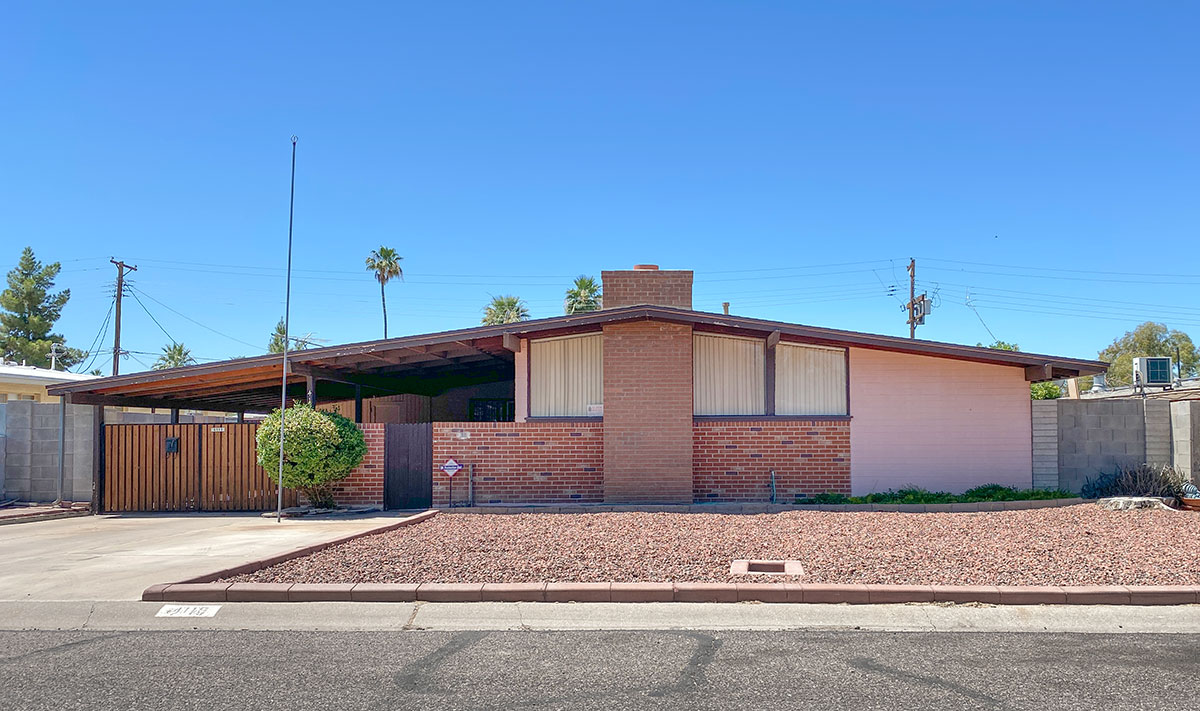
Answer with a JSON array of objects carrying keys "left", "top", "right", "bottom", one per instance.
[
  {"left": 169, "top": 408, "right": 179, "bottom": 424},
  {"left": 354, "top": 385, "right": 363, "bottom": 423},
  {"left": 92, "top": 405, "right": 105, "bottom": 514},
  {"left": 306, "top": 374, "right": 317, "bottom": 407},
  {"left": 236, "top": 411, "right": 245, "bottom": 424}
]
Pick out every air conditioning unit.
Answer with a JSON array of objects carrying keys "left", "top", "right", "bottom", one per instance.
[{"left": 1133, "top": 357, "right": 1172, "bottom": 387}]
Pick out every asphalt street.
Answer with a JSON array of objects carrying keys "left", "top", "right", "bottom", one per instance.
[{"left": 4, "top": 629, "right": 1199, "bottom": 710}]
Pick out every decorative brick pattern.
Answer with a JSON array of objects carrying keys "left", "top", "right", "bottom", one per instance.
[
  {"left": 602, "top": 321, "right": 694, "bottom": 503},
  {"left": 432, "top": 422, "right": 603, "bottom": 507},
  {"left": 328, "top": 423, "right": 386, "bottom": 506},
  {"left": 600, "top": 269, "right": 693, "bottom": 309},
  {"left": 693, "top": 420, "right": 851, "bottom": 502}
]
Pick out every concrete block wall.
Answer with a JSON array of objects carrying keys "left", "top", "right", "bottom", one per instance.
[
  {"left": 1144, "top": 400, "right": 1173, "bottom": 466},
  {"left": 432, "top": 421, "right": 604, "bottom": 507},
  {"left": 693, "top": 420, "right": 850, "bottom": 502},
  {"left": 0, "top": 401, "right": 96, "bottom": 503},
  {"left": 1172, "top": 401, "right": 1199, "bottom": 479},
  {"left": 1031, "top": 400, "right": 1059, "bottom": 490},
  {"left": 1056, "top": 399, "right": 1146, "bottom": 493}
]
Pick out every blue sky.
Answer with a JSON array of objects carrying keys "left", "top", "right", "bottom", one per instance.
[{"left": 2, "top": 2, "right": 1197, "bottom": 373}]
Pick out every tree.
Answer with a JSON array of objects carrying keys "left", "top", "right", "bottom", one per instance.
[
  {"left": 255, "top": 404, "right": 367, "bottom": 509},
  {"left": 268, "top": 317, "right": 312, "bottom": 354},
  {"left": 564, "top": 275, "right": 602, "bottom": 314},
  {"left": 1097, "top": 322, "right": 1198, "bottom": 387},
  {"left": 0, "top": 247, "right": 82, "bottom": 368},
  {"left": 979, "top": 340, "right": 1019, "bottom": 352},
  {"left": 153, "top": 342, "right": 196, "bottom": 370},
  {"left": 980, "top": 340, "right": 1062, "bottom": 400},
  {"left": 482, "top": 295, "right": 530, "bottom": 325},
  {"left": 364, "top": 246, "right": 403, "bottom": 338}
]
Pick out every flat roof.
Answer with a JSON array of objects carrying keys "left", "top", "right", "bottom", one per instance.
[
  {"left": 47, "top": 305, "right": 1108, "bottom": 412},
  {"left": 0, "top": 363, "right": 98, "bottom": 386}
]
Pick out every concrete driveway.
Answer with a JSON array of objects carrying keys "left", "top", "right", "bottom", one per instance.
[{"left": 0, "top": 512, "right": 410, "bottom": 601}]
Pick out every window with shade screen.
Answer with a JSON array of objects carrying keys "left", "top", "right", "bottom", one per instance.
[
  {"left": 529, "top": 333, "right": 603, "bottom": 417},
  {"left": 775, "top": 342, "right": 848, "bottom": 415},
  {"left": 693, "top": 333, "right": 765, "bottom": 415}
]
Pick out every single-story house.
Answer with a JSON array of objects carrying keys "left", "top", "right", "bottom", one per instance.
[
  {"left": 1, "top": 362, "right": 96, "bottom": 403},
  {"left": 47, "top": 265, "right": 1106, "bottom": 511}
]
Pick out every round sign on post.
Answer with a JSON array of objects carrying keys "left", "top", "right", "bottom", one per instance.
[{"left": 440, "top": 459, "right": 463, "bottom": 508}]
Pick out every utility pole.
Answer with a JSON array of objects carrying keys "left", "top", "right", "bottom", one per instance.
[
  {"left": 906, "top": 258, "right": 917, "bottom": 338},
  {"left": 110, "top": 258, "right": 137, "bottom": 375},
  {"left": 905, "top": 258, "right": 928, "bottom": 339}
]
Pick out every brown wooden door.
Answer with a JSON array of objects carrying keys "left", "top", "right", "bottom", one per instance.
[
  {"left": 103, "top": 423, "right": 296, "bottom": 512},
  {"left": 104, "top": 424, "right": 200, "bottom": 512},
  {"left": 198, "top": 424, "right": 295, "bottom": 511},
  {"left": 385, "top": 423, "right": 432, "bottom": 509}
]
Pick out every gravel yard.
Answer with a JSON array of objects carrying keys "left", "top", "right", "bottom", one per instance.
[{"left": 224, "top": 506, "right": 1200, "bottom": 586}]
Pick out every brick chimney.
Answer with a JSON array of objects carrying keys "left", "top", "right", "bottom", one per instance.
[{"left": 600, "top": 264, "right": 693, "bottom": 310}]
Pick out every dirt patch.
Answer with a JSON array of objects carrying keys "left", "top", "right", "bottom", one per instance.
[{"left": 222, "top": 506, "right": 1200, "bottom": 586}]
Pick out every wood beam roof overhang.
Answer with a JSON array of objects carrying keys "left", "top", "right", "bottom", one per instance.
[{"left": 47, "top": 304, "right": 1106, "bottom": 406}]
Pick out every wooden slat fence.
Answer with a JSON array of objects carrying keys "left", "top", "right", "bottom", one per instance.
[{"left": 103, "top": 423, "right": 298, "bottom": 512}]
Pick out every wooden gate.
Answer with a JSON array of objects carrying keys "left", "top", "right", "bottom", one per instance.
[
  {"left": 102, "top": 423, "right": 298, "bottom": 512},
  {"left": 385, "top": 423, "right": 432, "bottom": 509}
]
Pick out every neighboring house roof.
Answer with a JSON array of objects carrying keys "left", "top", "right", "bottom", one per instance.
[
  {"left": 0, "top": 362, "right": 98, "bottom": 387},
  {"left": 1081, "top": 376, "right": 1200, "bottom": 402},
  {"left": 46, "top": 304, "right": 1108, "bottom": 412}
]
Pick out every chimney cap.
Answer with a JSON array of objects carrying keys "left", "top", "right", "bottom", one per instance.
[{"left": 632, "top": 264, "right": 659, "bottom": 271}]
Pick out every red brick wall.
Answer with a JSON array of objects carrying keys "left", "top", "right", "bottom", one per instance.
[
  {"left": 432, "top": 421, "right": 603, "bottom": 507},
  {"left": 600, "top": 269, "right": 693, "bottom": 309},
  {"left": 602, "top": 320, "right": 694, "bottom": 503},
  {"left": 693, "top": 420, "right": 851, "bottom": 502},
  {"left": 328, "top": 423, "right": 386, "bottom": 506}
]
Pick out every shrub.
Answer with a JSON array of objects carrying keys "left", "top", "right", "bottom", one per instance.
[
  {"left": 1081, "top": 463, "right": 1185, "bottom": 500},
  {"left": 795, "top": 491, "right": 851, "bottom": 505},
  {"left": 795, "top": 484, "right": 1074, "bottom": 506},
  {"left": 961, "top": 484, "right": 1072, "bottom": 501},
  {"left": 255, "top": 403, "right": 367, "bottom": 508}
]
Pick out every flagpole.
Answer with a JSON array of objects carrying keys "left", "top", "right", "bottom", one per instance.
[{"left": 277, "top": 135, "right": 298, "bottom": 523}]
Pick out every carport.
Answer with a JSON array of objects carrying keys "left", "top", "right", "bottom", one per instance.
[{"left": 43, "top": 311, "right": 640, "bottom": 513}]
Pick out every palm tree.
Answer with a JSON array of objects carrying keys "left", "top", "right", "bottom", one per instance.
[
  {"left": 564, "top": 275, "right": 602, "bottom": 314},
  {"left": 364, "top": 246, "right": 404, "bottom": 338},
  {"left": 482, "top": 295, "right": 530, "bottom": 325},
  {"left": 153, "top": 342, "right": 196, "bottom": 370}
]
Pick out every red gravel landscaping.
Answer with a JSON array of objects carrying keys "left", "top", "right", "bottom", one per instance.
[{"left": 223, "top": 507, "right": 1200, "bottom": 587}]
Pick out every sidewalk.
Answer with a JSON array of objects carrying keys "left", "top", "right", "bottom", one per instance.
[{"left": 1, "top": 600, "right": 1196, "bottom": 633}]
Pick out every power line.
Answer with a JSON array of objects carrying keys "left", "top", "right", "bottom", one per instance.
[
  {"left": 917, "top": 257, "right": 1200, "bottom": 280},
  {"left": 128, "top": 285, "right": 263, "bottom": 351},
  {"left": 127, "top": 287, "right": 179, "bottom": 345},
  {"left": 915, "top": 278, "right": 1200, "bottom": 317},
  {"left": 74, "top": 299, "right": 116, "bottom": 373}
]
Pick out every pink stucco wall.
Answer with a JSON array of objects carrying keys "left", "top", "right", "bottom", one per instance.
[{"left": 848, "top": 347, "right": 1032, "bottom": 495}]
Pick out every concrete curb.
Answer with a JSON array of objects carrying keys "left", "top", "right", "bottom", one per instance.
[
  {"left": 149, "top": 581, "right": 1200, "bottom": 605},
  {"left": 443, "top": 498, "right": 1089, "bottom": 515},
  {"left": 0, "top": 508, "right": 91, "bottom": 526}
]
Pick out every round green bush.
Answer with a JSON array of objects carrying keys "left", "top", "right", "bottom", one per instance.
[{"left": 255, "top": 403, "right": 367, "bottom": 509}]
